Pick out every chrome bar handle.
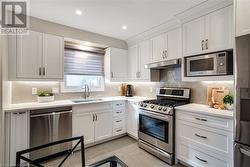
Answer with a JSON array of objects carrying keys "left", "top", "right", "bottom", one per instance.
[
  {"left": 195, "top": 117, "right": 207, "bottom": 122},
  {"left": 43, "top": 67, "right": 45, "bottom": 76},
  {"left": 39, "top": 67, "right": 42, "bottom": 76},
  {"left": 240, "top": 147, "right": 250, "bottom": 157},
  {"left": 195, "top": 133, "right": 207, "bottom": 139},
  {"left": 201, "top": 40, "right": 204, "bottom": 50},
  {"left": 205, "top": 39, "right": 208, "bottom": 50},
  {"left": 195, "top": 156, "right": 207, "bottom": 163}
]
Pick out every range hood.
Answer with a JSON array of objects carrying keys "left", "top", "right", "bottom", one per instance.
[{"left": 145, "top": 59, "right": 181, "bottom": 70}]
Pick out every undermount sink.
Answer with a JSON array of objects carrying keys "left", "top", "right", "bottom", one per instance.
[{"left": 71, "top": 98, "right": 103, "bottom": 103}]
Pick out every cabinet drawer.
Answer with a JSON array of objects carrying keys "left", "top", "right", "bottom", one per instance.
[
  {"left": 113, "top": 126, "right": 126, "bottom": 136},
  {"left": 177, "top": 143, "right": 232, "bottom": 167},
  {"left": 113, "top": 109, "right": 125, "bottom": 117},
  {"left": 178, "top": 121, "right": 233, "bottom": 157},
  {"left": 113, "top": 117, "right": 125, "bottom": 128},
  {"left": 176, "top": 111, "right": 233, "bottom": 132},
  {"left": 113, "top": 101, "right": 125, "bottom": 109}
]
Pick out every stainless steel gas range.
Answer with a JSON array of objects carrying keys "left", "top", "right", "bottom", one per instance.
[{"left": 138, "top": 87, "right": 191, "bottom": 165}]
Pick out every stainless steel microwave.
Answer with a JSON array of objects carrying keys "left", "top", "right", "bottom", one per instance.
[{"left": 185, "top": 51, "right": 233, "bottom": 77}]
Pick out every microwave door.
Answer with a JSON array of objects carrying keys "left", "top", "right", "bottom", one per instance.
[{"left": 187, "top": 54, "right": 217, "bottom": 76}]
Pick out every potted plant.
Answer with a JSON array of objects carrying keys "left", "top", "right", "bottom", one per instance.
[
  {"left": 37, "top": 90, "right": 54, "bottom": 103},
  {"left": 223, "top": 95, "right": 234, "bottom": 110}
]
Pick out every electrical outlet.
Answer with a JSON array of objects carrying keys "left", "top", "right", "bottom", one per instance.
[
  {"left": 32, "top": 88, "right": 37, "bottom": 95},
  {"left": 52, "top": 87, "right": 59, "bottom": 94}
]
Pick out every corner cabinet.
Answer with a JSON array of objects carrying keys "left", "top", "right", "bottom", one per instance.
[
  {"left": 8, "top": 30, "right": 64, "bottom": 80},
  {"left": 236, "top": 0, "right": 250, "bottom": 37},
  {"left": 182, "top": 5, "right": 233, "bottom": 56},
  {"left": 104, "top": 47, "right": 128, "bottom": 82}
]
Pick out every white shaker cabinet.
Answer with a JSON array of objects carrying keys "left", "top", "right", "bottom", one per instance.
[
  {"left": 9, "top": 30, "right": 64, "bottom": 80},
  {"left": 105, "top": 47, "right": 128, "bottom": 81},
  {"left": 16, "top": 31, "right": 43, "bottom": 79},
  {"left": 43, "top": 33, "right": 64, "bottom": 79},
  {"left": 236, "top": 0, "right": 250, "bottom": 37},
  {"left": 72, "top": 112, "right": 95, "bottom": 145},
  {"left": 182, "top": 5, "right": 233, "bottom": 56},
  {"left": 151, "top": 34, "right": 167, "bottom": 62},
  {"left": 138, "top": 40, "right": 151, "bottom": 80},
  {"left": 126, "top": 101, "right": 140, "bottom": 139},
  {"left": 127, "top": 45, "right": 139, "bottom": 80},
  {"left": 182, "top": 17, "right": 206, "bottom": 56},
  {"left": 94, "top": 110, "right": 113, "bottom": 142},
  {"left": 166, "top": 28, "right": 182, "bottom": 60}
]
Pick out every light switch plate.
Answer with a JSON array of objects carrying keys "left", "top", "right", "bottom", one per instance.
[
  {"left": 52, "top": 87, "right": 59, "bottom": 94},
  {"left": 32, "top": 88, "right": 37, "bottom": 95}
]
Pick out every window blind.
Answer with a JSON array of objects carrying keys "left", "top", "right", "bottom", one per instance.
[{"left": 64, "top": 48, "right": 104, "bottom": 76}]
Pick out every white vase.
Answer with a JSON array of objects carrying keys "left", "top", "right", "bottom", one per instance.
[
  {"left": 37, "top": 96, "right": 55, "bottom": 103},
  {"left": 226, "top": 103, "right": 234, "bottom": 110}
]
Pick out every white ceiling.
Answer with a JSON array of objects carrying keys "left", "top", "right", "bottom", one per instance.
[{"left": 30, "top": 0, "right": 208, "bottom": 40}]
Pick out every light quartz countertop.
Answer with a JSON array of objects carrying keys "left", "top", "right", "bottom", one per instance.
[
  {"left": 175, "top": 103, "right": 234, "bottom": 119},
  {"left": 4, "top": 96, "right": 151, "bottom": 112}
]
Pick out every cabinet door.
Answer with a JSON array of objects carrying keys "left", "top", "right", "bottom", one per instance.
[
  {"left": 151, "top": 34, "right": 167, "bottom": 62},
  {"left": 95, "top": 110, "right": 113, "bottom": 141},
  {"left": 110, "top": 48, "right": 128, "bottom": 80},
  {"left": 167, "top": 28, "right": 181, "bottom": 60},
  {"left": 127, "top": 102, "right": 139, "bottom": 139},
  {"left": 127, "top": 45, "right": 139, "bottom": 80},
  {"left": 43, "top": 33, "right": 64, "bottom": 79},
  {"left": 236, "top": 0, "right": 250, "bottom": 37},
  {"left": 16, "top": 31, "right": 43, "bottom": 78},
  {"left": 182, "top": 17, "right": 205, "bottom": 56},
  {"left": 10, "top": 112, "right": 28, "bottom": 165},
  {"left": 205, "top": 5, "right": 233, "bottom": 52},
  {"left": 138, "top": 40, "right": 151, "bottom": 80},
  {"left": 73, "top": 112, "right": 95, "bottom": 145}
]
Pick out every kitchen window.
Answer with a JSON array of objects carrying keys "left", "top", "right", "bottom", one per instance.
[{"left": 61, "top": 44, "right": 105, "bottom": 92}]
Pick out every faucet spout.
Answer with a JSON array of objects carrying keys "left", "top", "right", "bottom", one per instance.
[{"left": 83, "top": 84, "right": 90, "bottom": 99}]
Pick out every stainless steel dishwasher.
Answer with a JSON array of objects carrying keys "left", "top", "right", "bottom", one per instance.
[{"left": 30, "top": 106, "right": 72, "bottom": 160}]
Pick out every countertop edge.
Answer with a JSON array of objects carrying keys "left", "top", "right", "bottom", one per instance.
[{"left": 175, "top": 103, "right": 234, "bottom": 119}]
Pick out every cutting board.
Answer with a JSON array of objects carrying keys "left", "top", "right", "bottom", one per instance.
[
  {"left": 212, "top": 89, "right": 229, "bottom": 104},
  {"left": 206, "top": 86, "right": 225, "bottom": 105}
]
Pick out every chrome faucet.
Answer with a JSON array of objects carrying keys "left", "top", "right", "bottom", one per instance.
[{"left": 83, "top": 84, "right": 90, "bottom": 99}]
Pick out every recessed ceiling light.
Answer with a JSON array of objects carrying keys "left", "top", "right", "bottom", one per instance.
[
  {"left": 122, "top": 25, "right": 127, "bottom": 30},
  {"left": 75, "top": 10, "right": 82, "bottom": 16}
]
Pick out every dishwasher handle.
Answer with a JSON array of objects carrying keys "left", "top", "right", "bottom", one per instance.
[{"left": 30, "top": 110, "right": 72, "bottom": 118}]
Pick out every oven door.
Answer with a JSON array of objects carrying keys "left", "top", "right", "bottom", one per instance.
[
  {"left": 138, "top": 109, "right": 173, "bottom": 153},
  {"left": 186, "top": 54, "right": 218, "bottom": 77}
]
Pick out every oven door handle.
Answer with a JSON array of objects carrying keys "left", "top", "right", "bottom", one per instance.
[{"left": 139, "top": 109, "right": 169, "bottom": 121}]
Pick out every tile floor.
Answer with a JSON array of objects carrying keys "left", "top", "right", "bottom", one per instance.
[{"left": 45, "top": 136, "right": 185, "bottom": 167}]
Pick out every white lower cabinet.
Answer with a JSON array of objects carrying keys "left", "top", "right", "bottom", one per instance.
[
  {"left": 126, "top": 101, "right": 139, "bottom": 139},
  {"left": 72, "top": 103, "right": 113, "bottom": 145},
  {"left": 6, "top": 111, "right": 29, "bottom": 165},
  {"left": 176, "top": 110, "right": 233, "bottom": 167},
  {"left": 112, "top": 101, "right": 126, "bottom": 136}
]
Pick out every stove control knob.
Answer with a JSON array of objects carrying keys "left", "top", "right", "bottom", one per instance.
[
  {"left": 143, "top": 104, "right": 147, "bottom": 107},
  {"left": 162, "top": 107, "right": 167, "bottom": 112},
  {"left": 139, "top": 102, "right": 144, "bottom": 107},
  {"left": 158, "top": 106, "right": 162, "bottom": 110},
  {"left": 150, "top": 105, "right": 154, "bottom": 109}
]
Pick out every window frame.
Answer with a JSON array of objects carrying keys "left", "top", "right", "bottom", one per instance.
[{"left": 60, "top": 75, "right": 105, "bottom": 93}]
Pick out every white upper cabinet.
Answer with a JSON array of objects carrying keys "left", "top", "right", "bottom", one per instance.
[
  {"left": 138, "top": 40, "right": 151, "bottom": 80},
  {"left": 182, "top": 17, "right": 206, "bottom": 56},
  {"left": 166, "top": 28, "right": 182, "bottom": 60},
  {"left": 205, "top": 5, "right": 233, "bottom": 52},
  {"left": 16, "top": 31, "right": 43, "bottom": 79},
  {"left": 236, "top": 0, "right": 250, "bottom": 37},
  {"left": 128, "top": 40, "right": 151, "bottom": 81},
  {"left": 127, "top": 45, "right": 139, "bottom": 80},
  {"left": 105, "top": 47, "right": 128, "bottom": 81},
  {"left": 182, "top": 5, "right": 233, "bottom": 56},
  {"left": 43, "top": 33, "right": 64, "bottom": 79},
  {"left": 151, "top": 34, "right": 167, "bottom": 62},
  {"left": 10, "top": 30, "right": 64, "bottom": 80}
]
